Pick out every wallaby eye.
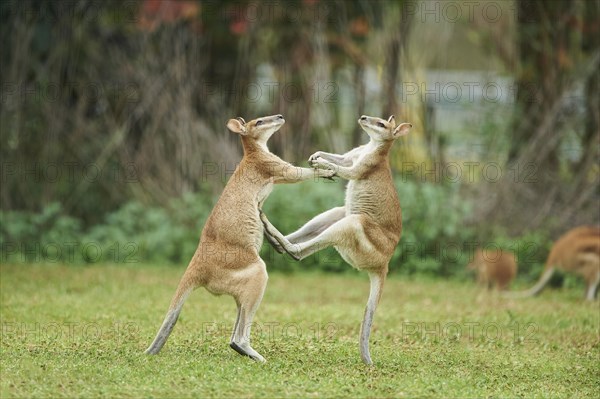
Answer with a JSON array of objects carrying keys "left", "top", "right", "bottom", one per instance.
[
  {"left": 377, "top": 122, "right": 385, "bottom": 128},
  {"left": 255, "top": 120, "right": 263, "bottom": 126}
]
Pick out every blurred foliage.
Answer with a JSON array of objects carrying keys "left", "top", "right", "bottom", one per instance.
[
  {"left": 1, "top": 0, "right": 417, "bottom": 223},
  {"left": 0, "top": 0, "right": 598, "bottom": 278},
  {"left": 0, "top": 177, "right": 556, "bottom": 282},
  {"left": 392, "top": 178, "right": 474, "bottom": 276},
  {"left": 1, "top": 192, "right": 211, "bottom": 264}
]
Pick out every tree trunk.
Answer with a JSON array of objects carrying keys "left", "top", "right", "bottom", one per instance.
[
  {"left": 382, "top": 2, "right": 411, "bottom": 119},
  {"left": 582, "top": 0, "right": 600, "bottom": 159},
  {"left": 353, "top": 64, "right": 365, "bottom": 147},
  {"left": 487, "top": 0, "right": 588, "bottom": 233}
]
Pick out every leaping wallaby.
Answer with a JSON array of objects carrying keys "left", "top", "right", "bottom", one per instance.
[
  {"left": 145, "top": 114, "right": 335, "bottom": 362},
  {"left": 260, "top": 115, "right": 411, "bottom": 365},
  {"left": 505, "top": 226, "right": 599, "bottom": 301}
]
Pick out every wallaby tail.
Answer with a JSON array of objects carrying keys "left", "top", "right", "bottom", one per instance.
[
  {"left": 503, "top": 267, "right": 555, "bottom": 299},
  {"left": 145, "top": 279, "right": 195, "bottom": 355},
  {"left": 359, "top": 270, "right": 386, "bottom": 366}
]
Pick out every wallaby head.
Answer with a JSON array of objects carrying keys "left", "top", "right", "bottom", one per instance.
[
  {"left": 358, "top": 115, "right": 412, "bottom": 142},
  {"left": 226, "top": 114, "right": 285, "bottom": 146},
  {"left": 466, "top": 248, "right": 484, "bottom": 271}
]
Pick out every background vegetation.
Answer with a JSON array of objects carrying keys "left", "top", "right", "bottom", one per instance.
[{"left": 2, "top": 0, "right": 598, "bottom": 283}]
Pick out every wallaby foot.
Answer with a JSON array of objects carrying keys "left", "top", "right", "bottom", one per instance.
[
  {"left": 259, "top": 210, "right": 301, "bottom": 260},
  {"left": 585, "top": 271, "right": 599, "bottom": 301},
  {"left": 280, "top": 244, "right": 300, "bottom": 261},
  {"left": 263, "top": 229, "right": 284, "bottom": 254},
  {"left": 229, "top": 341, "right": 266, "bottom": 363}
]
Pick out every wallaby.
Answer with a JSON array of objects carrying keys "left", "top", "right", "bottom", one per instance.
[
  {"left": 467, "top": 248, "right": 517, "bottom": 291},
  {"left": 260, "top": 115, "right": 411, "bottom": 365},
  {"left": 145, "top": 114, "right": 335, "bottom": 362},
  {"left": 506, "top": 226, "right": 600, "bottom": 301}
]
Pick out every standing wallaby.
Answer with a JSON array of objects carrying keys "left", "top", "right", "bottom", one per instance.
[
  {"left": 506, "top": 226, "right": 600, "bottom": 301},
  {"left": 260, "top": 115, "right": 411, "bottom": 365},
  {"left": 467, "top": 248, "right": 517, "bottom": 291},
  {"left": 145, "top": 114, "right": 335, "bottom": 362}
]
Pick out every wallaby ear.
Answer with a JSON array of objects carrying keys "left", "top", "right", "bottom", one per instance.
[
  {"left": 227, "top": 118, "right": 247, "bottom": 135},
  {"left": 387, "top": 115, "right": 396, "bottom": 129},
  {"left": 393, "top": 122, "right": 412, "bottom": 137}
]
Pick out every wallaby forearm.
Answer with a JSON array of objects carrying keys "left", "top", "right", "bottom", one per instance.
[
  {"left": 315, "top": 152, "right": 351, "bottom": 167},
  {"left": 311, "top": 146, "right": 365, "bottom": 167},
  {"left": 273, "top": 166, "right": 325, "bottom": 183},
  {"left": 323, "top": 162, "right": 367, "bottom": 180}
]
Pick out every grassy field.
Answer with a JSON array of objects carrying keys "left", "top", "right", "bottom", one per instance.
[{"left": 1, "top": 263, "right": 598, "bottom": 398}]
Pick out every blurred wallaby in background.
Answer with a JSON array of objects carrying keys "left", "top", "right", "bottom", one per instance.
[
  {"left": 467, "top": 248, "right": 517, "bottom": 291},
  {"left": 506, "top": 226, "right": 600, "bottom": 301}
]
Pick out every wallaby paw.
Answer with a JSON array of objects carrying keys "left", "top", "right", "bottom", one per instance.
[
  {"left": 312, "top": 157, "right": 335, "bottom": 172},
  {"left": 321, "top": 169, "right": 337, "bottom": 181},
  {"left": 308, "top": 151, "right": 322, "bottom": 167}
]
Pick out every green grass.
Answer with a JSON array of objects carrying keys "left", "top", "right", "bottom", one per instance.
[{"left": 1, "top": 263, "right": 598, "bottom": 398}]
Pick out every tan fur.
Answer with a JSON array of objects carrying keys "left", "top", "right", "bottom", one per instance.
[
  {"left": 467, "top": 248, "right": 517, "bottom": 291},
  {"left": 508, "top": 226, "right": 600, "bottom": 301},
  {"left": 145, "top": 114, "right": 335, "bottom": 362},
  {"left": 260, "top": 114, "right": 411, "bottom": 365}
]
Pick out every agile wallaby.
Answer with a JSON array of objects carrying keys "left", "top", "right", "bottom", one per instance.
[
  {"left": 467, "top": 248, "right": 517, "bottom": 291},
  {"left": 505, "top": 226, "right": 600, "bottom": 301},
  {"left": 145, "top": 114, "right": 335, "bottom": 362},
  {"left": 260, "top": 115, "right": 411, "bottom": 365}
]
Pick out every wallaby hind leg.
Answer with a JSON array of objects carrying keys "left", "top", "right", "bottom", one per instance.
[
  {"left": 585, "top": 268, "right": 600, "bottom": 301},
  {"left": 262, "top": 214, "right": 367, "bottom": 261},
  {"left": 261, "top": 207, "right": 345, "bottom": 253},
  {"left": 360, "top": 270, "right": 386, "bottom": 366},
  {"left": 284, "top": 207, "right": 346, "bottom": 244},
  {"left": 576, "top": 253, "right": 599, "bottom": 301},
  {"left": 586, "top": 273, "right": 599, "bottom": 300},
  {"left": 229, "top": 260, "right": 268, "bottom": 362}
]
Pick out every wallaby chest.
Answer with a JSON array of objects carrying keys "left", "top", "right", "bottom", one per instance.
[{"left": 257, "top": 180, "right": 273, "bottom": 208}]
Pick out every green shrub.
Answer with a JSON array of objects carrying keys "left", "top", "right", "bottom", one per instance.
[
  {"left": 0, "top": 194, "right": 214, "bottom": 265},
  {"left": 1, "top": 202, "right": 82, "bottom": 263},
  {"left": 81, "top": 192, "right": 215, "bottom": 264},
  {"left": 391, "top": 179, "right": 476, "bottom": 277},
  {"left": 260, "top": 179, "right": 346, "bottom": 272},
  {"left": 1, "top": 178, "right": 558, "bottom": 280}
]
